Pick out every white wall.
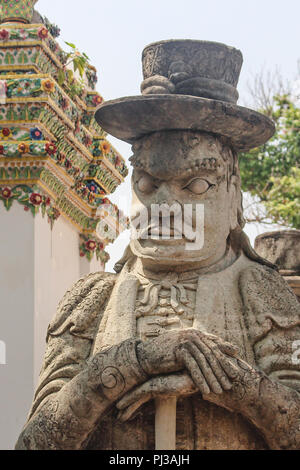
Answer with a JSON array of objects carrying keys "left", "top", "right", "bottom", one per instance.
[
  {"left": 0, "top": 205, "right": 104, "bottom": 449},
  {"left": 0, "top": 204, "right": 35, "bottom": 450},
  {"left": 34, "top": 213, "right": 81, "bottom": 382}
]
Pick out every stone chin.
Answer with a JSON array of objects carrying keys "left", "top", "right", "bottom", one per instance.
[{"left": 129, "top": 235, "right": 228, "bottom": 267}]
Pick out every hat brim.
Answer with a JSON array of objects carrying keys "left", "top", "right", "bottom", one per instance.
[{"left": 95, "top": 94, "right": 275, "bottom": 151}]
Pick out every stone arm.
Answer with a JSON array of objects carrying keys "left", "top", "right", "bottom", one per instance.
[
  {"left": 15, "top": 271, "right": 206, "bottom": 450},
  {"left": 16, "top": 272, "right": 152, "bottom": 450},
  {"left": 16, "top": 338, "right": 149, "bottom": 450},
  {"left": 201, "top": 336, "right": 300, "bottom": 449},
  {"left": 117, "top": 264, "right": 300, "bottom": 450},
  {"left": 219, "top": 264, "right": 300, "bottom": 449}
]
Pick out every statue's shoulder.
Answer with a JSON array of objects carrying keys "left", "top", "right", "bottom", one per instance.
[
  {"left": 238, "top": 259, "right": 300, "bottom": 339},
  {"left": 28, "top": 272, "right": 117, "bottom": 420},
  {"left": 238, "top": 259, "right": 297, "bottom": 305},
  {"left": 47, "top": 271, "right": 117, "bottom": 341}
]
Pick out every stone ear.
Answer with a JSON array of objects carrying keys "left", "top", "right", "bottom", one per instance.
[{"left": 229, "top": 175, "right": 239, "bottom": 231}]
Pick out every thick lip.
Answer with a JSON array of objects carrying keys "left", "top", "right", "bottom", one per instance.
[
  {"left": 134, "top": 223, "right": 192, "bottom": 241},
  {"left": 139, "top": 238, "right": 187, "bottom": 247},
  {"left": 148, "top": 228, "right": 187, "bottom": 241},
  {"left": 137, "top": 226, "right": 195, "bottom": 244}
]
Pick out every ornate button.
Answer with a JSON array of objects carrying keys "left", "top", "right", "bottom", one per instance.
[{"left": 159, "top": 298, "right": 170, "bottom": 307}]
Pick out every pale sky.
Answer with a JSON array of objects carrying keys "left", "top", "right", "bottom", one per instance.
[{"left": 37, "top": 0, "right": 299, "bottom": 271}]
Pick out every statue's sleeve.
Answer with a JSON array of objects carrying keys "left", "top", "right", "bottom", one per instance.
[
  {"left": 15, "top": 272, "right": 123, "bottom": 449},
  {"left": 16, "top": 271, "right": 149, "bottom": 450},
  {"left": 240, "top": 264, "right": 300, "bottom": 392},
  {"left": 27, "top": 272, "right": 116, "bottom": 420}
]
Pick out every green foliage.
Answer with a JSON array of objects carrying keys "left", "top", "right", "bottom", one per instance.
[
  {"left": 240, "top": 95, "right": 300, "bottom": 229},
  {"left": 64, "top": 42, "right": 90, "bottom": 77},
  {"left": 56, "top": 42, "right": 91, "bottom": 100},
  {"left": 265, "top": 168, "right": 300, "bottom": 228}
]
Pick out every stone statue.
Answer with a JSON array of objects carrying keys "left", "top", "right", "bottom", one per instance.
[
  {"left": 16, "top": 40, "right": 300, "bottom": 450},
  {"left": 255, "top": 230, "right": 300, "bottom": 301}
]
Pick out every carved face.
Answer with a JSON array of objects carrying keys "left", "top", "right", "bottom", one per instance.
[{"left": 130, "top": 130, "right": 239, "bottom": 269}]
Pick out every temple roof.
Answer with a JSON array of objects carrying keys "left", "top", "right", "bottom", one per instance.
[{"left": 0, "top": 13, "right": 129, "bottom": 266}]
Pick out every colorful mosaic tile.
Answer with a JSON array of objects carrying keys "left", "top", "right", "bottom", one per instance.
[
  {"left": 0, "top": 0, "right": 36, "bottom": 24},
  {"left": 0, "top": 20, "right": 129, "bottom": 264},
  {"left": 79, "top": 233, "right": 109, "bottom": 263}
]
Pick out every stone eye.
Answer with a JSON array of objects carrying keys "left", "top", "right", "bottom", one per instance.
[
  {"left": 185, "top": 178, "right": 211, "bottom": 195},
  {"left": 137, "top": 174, "right": 156, "bottom": 193}
]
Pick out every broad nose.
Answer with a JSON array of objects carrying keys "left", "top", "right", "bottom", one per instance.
[{"left": 153, "top": 182, "right": 173, "bottom": 205}]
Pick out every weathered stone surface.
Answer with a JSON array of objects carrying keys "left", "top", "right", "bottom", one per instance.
[
  {"left": 95, "top": 95, "right": 275, "bottom": 151},
  {"left": 287, "top": 277, "right": 300, "bottom": 300},
  {"left": 96, "top": 39, "right": 275, "bottom": 151},
  {"left": 255, "top": 230, "right": 300, "bottom": 275},
  {"left": 16, "top": 41, "right": 300, "bottom": 451},
  {"left": 255, "top": 230, "right": 300, "bottom": 301},
  {"left": 142, "top": 40, "right": 242, "bottom": 102}
]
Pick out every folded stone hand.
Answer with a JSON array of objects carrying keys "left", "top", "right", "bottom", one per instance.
[
  {"left": 116, "top": 354, "right": 260, "bottom": 422},
  {"left": 117, "top": 329, "right": 241, "bottom": 421},
  {"left": 174, "top": 331, "right": 238, "bottom": 395},
  {"left": 202, "top": 357, "right": 262, "bottom": 413},
  {"left": 136, "top": 328, "right": 239, "bottom": 379}
]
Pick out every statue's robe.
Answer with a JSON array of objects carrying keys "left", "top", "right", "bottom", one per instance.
[{"left": 24, "top": 253, "right": 300, "bottom": 450}]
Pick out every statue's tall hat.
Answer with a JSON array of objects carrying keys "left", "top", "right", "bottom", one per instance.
[{"left": 96, "top": 40, "right": 275, "bottom": 151}]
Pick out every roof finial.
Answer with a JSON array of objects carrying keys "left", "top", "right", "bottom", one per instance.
[{"left": 0, "top": 0, "right": 38, "bottom": 24}]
